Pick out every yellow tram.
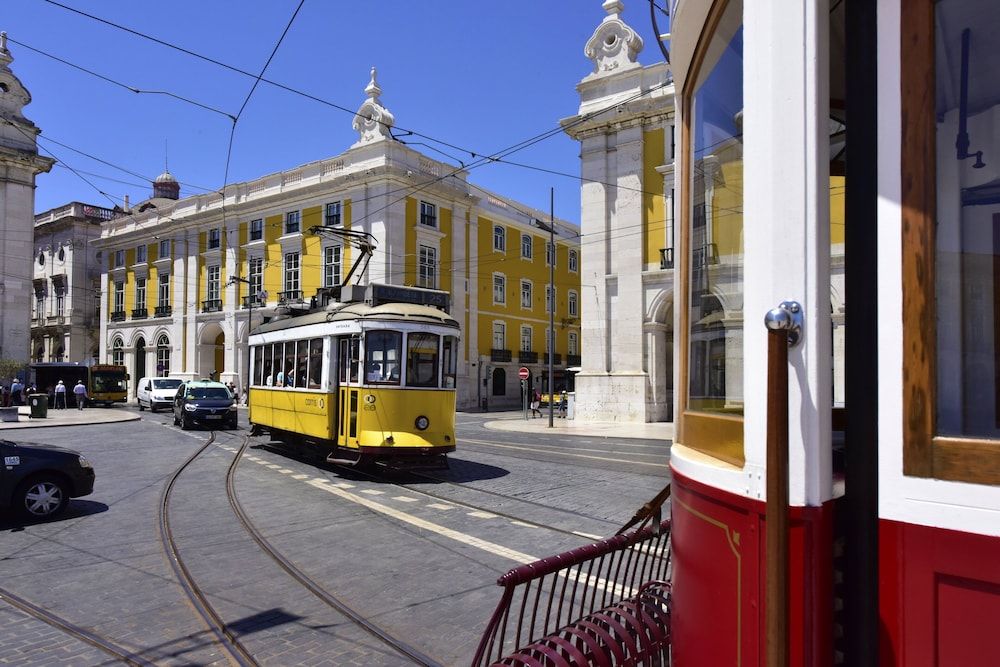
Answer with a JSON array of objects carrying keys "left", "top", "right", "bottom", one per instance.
[{"left": 248, "top": 285, "right": 460, "bottom": 468}]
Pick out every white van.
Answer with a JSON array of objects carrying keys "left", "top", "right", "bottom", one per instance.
[{"left": 137, "top": 377, "right": 183, "bottom": 412}]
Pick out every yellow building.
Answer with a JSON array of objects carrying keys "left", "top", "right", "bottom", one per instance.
[{"left": 94, "top": 69, "right": 580, "bottom": 410}]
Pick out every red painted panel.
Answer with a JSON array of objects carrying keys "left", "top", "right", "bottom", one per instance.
[
  {"left": 671, "top": 469, "right": 833, "bottom": 667},
  {"left": 879, "top": 519, "right": 1000, "bottom": 667}
]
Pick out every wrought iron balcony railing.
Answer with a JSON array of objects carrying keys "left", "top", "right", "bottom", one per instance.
[
  {"left": 544, "top": 353, "right": 562, "bottom": 365},
  {"left": 659, "top": 247, "right": 674, "bottom": 269},
  {"left": 201, "top": 299, "right": 223, "bottom": 313},
  {"left": 110, "top": 310, "right": 126, "bottom": 322},
  {"left": 243, "top": 294, "right": 266, "bottom": 309},
  {"left": 278, "top": 290, "right": 303, "bottom": 304},
  {"left": 154, "top": 305, "right": 172, "bottom": 317},
  {"left": 131, "top": 308, "right": 148, "bottom": 320},
  {"left": 566, "top": 354, "right": 581, "bottom": 366},
  {"left": 518, "top": 351, "right": 538, "bottom": 364},
  {"left": 490, "top": 349, "right": 512, "bottom": 363}
]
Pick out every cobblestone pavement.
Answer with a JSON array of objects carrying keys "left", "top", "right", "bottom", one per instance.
[{"left": 0, "top": 407, "right": 671, "bottom": 665}]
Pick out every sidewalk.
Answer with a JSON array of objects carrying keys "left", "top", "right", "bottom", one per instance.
[
  {"left": 479, "top": 410, "right": 674, "bottom": 441},
  {"left": 0, "top": 405, "right": 140, "bottom": 430}
]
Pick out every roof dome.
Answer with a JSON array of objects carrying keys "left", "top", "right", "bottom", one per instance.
[
  {"left": 152, "top": 169, "right": 180, "bottom": 200},
  {"left": 154, "top": 170, "right": 177, "bottom": 184}
]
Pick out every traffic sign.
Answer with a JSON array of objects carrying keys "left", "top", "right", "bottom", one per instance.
[{"left": 518, "top": 367, "right": 530, "bottom": 380}]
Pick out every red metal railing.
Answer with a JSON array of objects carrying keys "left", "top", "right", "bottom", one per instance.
[{"left": 472, "top": 518, "right": 672, "bottom": 666}]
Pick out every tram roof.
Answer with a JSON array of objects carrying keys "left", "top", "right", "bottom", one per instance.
[{"left": 253, "top": 301, "right": 460, "bottom": 335}]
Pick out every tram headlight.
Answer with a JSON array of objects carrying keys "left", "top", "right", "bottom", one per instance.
[{"left": 414, "top": 415, "right": 430, "bottom": 431}]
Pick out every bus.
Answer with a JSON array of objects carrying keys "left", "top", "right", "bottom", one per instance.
[{"left": 30, "top": 363, "right": 129, "bottom": 407}]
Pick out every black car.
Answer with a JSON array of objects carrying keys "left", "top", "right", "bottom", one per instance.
[
  {"left": 172, "top": 380, "right": 238, "bottom": 430},
  {"left": 1, "top": 440, "right": 96, "bottom": 519}
]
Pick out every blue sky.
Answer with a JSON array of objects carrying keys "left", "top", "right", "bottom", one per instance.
[{"left": 6, "top": 0, "right": 670, "bottom": 225}]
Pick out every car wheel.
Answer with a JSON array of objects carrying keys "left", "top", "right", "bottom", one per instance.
[
  {"left": 139, "top": 400, "right": 145, "bottom": 411},
  {"left": 181, "top": 416, "right": 191, "bottom": 430},
  {"left": 150, "top": 404, "right": 157, "bottom": 413},
  {"left": 15, "top": 475, "right": 69, "bottom": 519},
  {"left": 172, "top": 412, "right": 179, "bottom": 426}
]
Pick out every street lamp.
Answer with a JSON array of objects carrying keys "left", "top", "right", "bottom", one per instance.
[
  {"left": 535, "top": 187, "right": 556, "bottom": 428},
  {"left": 227, "top": 275, "right": 265, "bottom": 402}
]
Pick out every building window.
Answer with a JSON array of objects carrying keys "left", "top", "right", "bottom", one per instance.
[
  {"left": 135, "top": 278, "right": 146, "bottom": 311},
  {"left": 569, "top": 249, "right": 578, "bottom": 272},
  {"left": 249, "top": 257, "right": 263, "bottom": 297},
  {"left": 156, "top": 335, "right": 170, "bottom": 377},
  {"left": 520, "top": 326, "right": 532, "bottom": 353},
  {"left": 207, "top": 265, "right": 220, "bottom": 301},
  {"left": 208, "top": 228, "right": 221, "bottom": 250},
  {"left": 249, "top": 219, "right": 263, "bottom": 241},
  {"left": 494, "top": 225, "right": 506, "bottom": 252},
  {"left": 55, "top": 293, "right": 64, "bottom": 317},
  {"left": 521, "top": 233, "right": 533, "bottom": 259},
  {"left": 159, "top": 239, "right": 171, "bottom": 258},
  {"left": 546, "top": 242, "right": 555, "bottom": 267},
  {"left": 546, "top": 285, "right": 555, "bottom": 314},
  {"left": 136, "top": 244, "right": 147, "bottom": 263},
  {"left": 419, "top": 201, "right": 437, "bottom": 228},
  {"left": 568, "top": 290, "right": 578, "bottom": 317},
  {"left": 111, "top": 338, "right": 124, "bottom": 366},
  {"left": 323, "top": 247, "right": 341, "bottom": 288},
  {"left": 418, "top": 245, "right": 437, "bottom": 289},
  {"left": 493, "top": 322, "right": 506, "bottom": 350},
  {"left": 158, "top": 273, "right": 170, "bottom": 307},
  {"left": 35, "top": 295, "right": 45, "bottom": 319},
  {"left": 284, "top": 252, "right": 300, "bottom": 292},
  {"left": 569, "top": 332, "right": 578, "bottom": 356},
  {"left": 324, "top": 201, "right": 342, "bottom": 226},
  {"left": 285, "top": 211, "right": 300, "bottom": 235},
  {"left": 521, "top": 280, "right": 532, "bottom": 309},
  {"left": 493, "top": 274, "right": 506, "bottom": 304},
  {"left": 114, "top": 250, "right": 125, "bottom": 268},
  {"left": 114, "top": 282, "right": 124, "bottom": 312},
  {"left": 37, "top": 251, "right": 44, "bottom": 266}
]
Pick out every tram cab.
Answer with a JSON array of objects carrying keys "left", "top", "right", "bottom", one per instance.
[{"left": 668, "top": 1, "right": 1000, "bottom": 665}]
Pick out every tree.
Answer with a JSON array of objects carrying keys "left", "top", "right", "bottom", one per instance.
[{"left": 0, "top": 358, "right": 27, "bottom": 384}]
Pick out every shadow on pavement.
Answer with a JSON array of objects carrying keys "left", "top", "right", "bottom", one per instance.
[{"left": 0, "top": 499, "right": 109, "bottom": 532}]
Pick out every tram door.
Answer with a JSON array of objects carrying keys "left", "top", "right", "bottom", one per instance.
[{"left": 336, "top": 335, "right": 361, "bottom": 448}]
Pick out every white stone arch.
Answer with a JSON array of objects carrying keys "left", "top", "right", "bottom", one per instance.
[
  {"left": 197, "top": 321, "right": 226, "bottom": 381},
  {"left": 644, "top": 288, "right": 675, "bottom": 422}
]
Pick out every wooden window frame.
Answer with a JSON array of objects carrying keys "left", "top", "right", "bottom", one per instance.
[
  {"left": 677, "top": 0, "right": 744, "bottom": 467},
  {"left": 901, "top": 0, "right": 1000, "bottom": 484}
]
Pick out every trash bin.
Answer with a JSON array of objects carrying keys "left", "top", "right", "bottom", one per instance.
[{"left": 29, "top": 393, "right": 48, "bottom": 419}]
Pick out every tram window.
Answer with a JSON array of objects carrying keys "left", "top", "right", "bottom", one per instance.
[
  {"left": 443, "top": 336, "right": 457, "bottom": 388},
  {"left": 406, "top": 333, "right": 440, "bottom": 388},
  {"left": 291, "top": 340, "right": 306, "bottom": 388},
  {"left": 253, "top": 346, "right": 263, "bottom": 386},
  {"left": 263, "top": 344, "right": 274, "bottom": 386},
  {"left": 339, "top": 337, "right": 361, "bottom": 383},
  {"left": 308, "top": 338, "right": 323, "bottom": 388},
  {"left": 279, "top": 343, "right": 294, "bottom": 387},
  {"left": 366, "top": 330, "right": 402, "bottom": 384}
]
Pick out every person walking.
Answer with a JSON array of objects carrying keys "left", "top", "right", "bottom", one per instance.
[
  {"left": 10, "top": 378, "right": 24, "bottom": 406},
  {"left": 531, "top": 388, "right": 542, "bottom": 418},
  {"left": 73, "top": 380, "right": 87, "bottom": 410},
  {"left": 54, "top": 380, "right": 67, "bottom": 409}
]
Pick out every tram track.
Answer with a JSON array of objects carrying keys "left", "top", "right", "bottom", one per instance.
[
  {"left": 0, "top": 585, "right": 152, "bottom": 666},
  {"left": 225, "top": 435, "right": 443, "bottom": 667},
  {"left": 159, "top": 431, "right": 258, "bottom": 667}
]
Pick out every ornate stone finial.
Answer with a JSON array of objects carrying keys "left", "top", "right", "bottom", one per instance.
[
  {"left": 352, "top": 66, "right": 395, "bottom": 147},
  {"left": 585, "top": 1, "right": 643, "bottom": 77},
  {"left": 1, "top": 32, "right": 8, "bottom": 53},
  {"left": 0, "top": 31, "right": 12, "bottom": 67}
]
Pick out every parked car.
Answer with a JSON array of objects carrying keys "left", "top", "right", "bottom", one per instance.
[
  {"left": 0, "top": 439, "right": 95, "bottom": 519},
  {"left": 136, "top": 376, "right": 183, "bottom": 412},
  {"left": 172, "top": 380, "right": 238, "bottom": 430}
]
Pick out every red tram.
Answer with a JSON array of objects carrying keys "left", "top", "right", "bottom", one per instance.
[{"left": 665, "top": 0, "right": 1000, "bottom": 665}]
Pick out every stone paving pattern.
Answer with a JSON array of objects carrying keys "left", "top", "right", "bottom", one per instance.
[{"left": 0, "top": 408, "right": 671, "bottom": 665}]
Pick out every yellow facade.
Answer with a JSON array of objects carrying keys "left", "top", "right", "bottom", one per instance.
[{"left": 643, "top": 127, "right": 667, "bottom": 267}]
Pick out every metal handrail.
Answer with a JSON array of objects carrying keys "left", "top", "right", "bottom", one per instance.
[{"left": 473, "top": 517, "right": 672, "bottom": 666}]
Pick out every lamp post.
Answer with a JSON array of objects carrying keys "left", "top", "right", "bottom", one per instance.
[
  {"left": 535, "top": 187, "right": 556, "bottom": 428},
  {"left": 227, "top": 276, "right": 264, "bottom": 401}
]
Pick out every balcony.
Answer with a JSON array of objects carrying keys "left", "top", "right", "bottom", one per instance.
[
  {"left": 110, "top": 310, "right": 126, "bottom": 322},
  {"left": 659, "top": 247, "right": 674, "bottom": 269},
  {"left": 278, "top": 290, "right": 303, "bottom": 305},
  {"left": 518, "top": 351, "right": 538, "bottom": 364},
  {"left": 566, "top": 354, "right": 581, "bottom": 366},
  {"left": 131, "top": 308, "right": 148, "bottom": 320},
  {"left": 692, "top": 243, "right": 719, "bottom": 267},
  {"left": 543, "top": 353, "right": 562, "bottom": 365},
  {"left": 490, "top": 349, "right": 512, "bottom": 363},
  {"left": 243, "top": 294, "right": 267, "bottom": 309},
  {"left": 201, "top": 299, "right": 223, "bottom": 313},
  {"left": 154, "top": 305, "right": 172, "bottom": 318}
]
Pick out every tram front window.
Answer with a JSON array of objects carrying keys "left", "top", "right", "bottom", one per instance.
[
  {"left": 407, "top": 333, "right": 440, "bottom": 388},
  {"left": 365, "top": 331, "right": 402, "bottom": 385}
]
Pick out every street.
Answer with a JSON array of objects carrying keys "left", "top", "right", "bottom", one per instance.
[{"left": 0, "top": 408, "right": 671, "bottom": 666}]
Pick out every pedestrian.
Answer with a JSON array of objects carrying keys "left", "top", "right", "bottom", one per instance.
[
  {"left": 531, "top": 388, "right": 542, "bottom": 418},
  {"left": 54, "top": 380, "right": 67, "bottom": 409},
  {"left": 0, "top": 384, "right": 8, "bottom": 408},
  {"left": 10, "top": 378, "right": 24, "bottom": 406},
  {"left": 73, "top": 379, "right": 88, "bottom": 410},
  {"left": 558, "top": 390, "right": 568, "bottom": 418}
]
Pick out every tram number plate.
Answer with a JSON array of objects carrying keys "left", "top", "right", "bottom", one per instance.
[{"left": 206, "top": 414, "right": 222, "bottom": 420}]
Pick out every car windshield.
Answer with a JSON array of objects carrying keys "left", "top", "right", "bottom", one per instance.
[
  {"left": 152, "top": 379, "right": 182, "bottom": 390},
  {"left": 186, "top": 387, "right": 231, "bottom": 400}
]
